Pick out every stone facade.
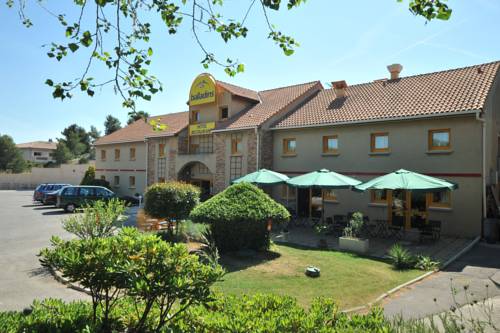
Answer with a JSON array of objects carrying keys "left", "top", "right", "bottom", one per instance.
[
  {"left": 247, "top": 130, "right": 257, "bottom": 174},
  {"left": 167, "top": 143, "right": 176, "bottom": 181},
  {"left": 260, "top": 130, "right": 274, "bottom": 170},
  {"left": 146, "top": 140, "right": 156, "bottom": 186},
  {"left": 213, "top": 133, "right": 226, "bottom": 193}
]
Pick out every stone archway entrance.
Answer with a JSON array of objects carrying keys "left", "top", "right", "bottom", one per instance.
[{"left": 178, "top": 161, "right": 214, "bottom": 201}]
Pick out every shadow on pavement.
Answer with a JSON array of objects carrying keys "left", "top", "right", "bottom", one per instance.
[{"left": 42, "top": 210, "right": 67, "bottom": 216}]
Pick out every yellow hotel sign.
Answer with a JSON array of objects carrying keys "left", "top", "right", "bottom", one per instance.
[
  {"left": 189, "top": 74, "right": 216, "bottom": 106},
  {"left": 189, "top": 122, "right": 216, "bottom": 136}
]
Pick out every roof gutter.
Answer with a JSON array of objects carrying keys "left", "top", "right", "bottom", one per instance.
[
  {"left": 212, "top": 125, "right": 257, "bottom": 133},
  {"left": 270, "top": 109, "right": 481, "bottom": 131}
]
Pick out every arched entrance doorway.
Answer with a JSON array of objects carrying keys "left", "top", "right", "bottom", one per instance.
[{"left": 178, "top": 161, "right": 213, "bottom": 201}]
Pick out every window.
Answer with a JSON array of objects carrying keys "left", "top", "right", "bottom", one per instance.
[
  {"left": 100, "top": 175, "right": 106, "bottom": 181},
  {"left": 283, "top": 138, "right": 296, "bottom": 155},
  {"left": 198, "top": 163, "right": 210, "bottom": 175},
  {"left": 101, "top": 149, "right": 106, "bottom": 160},
  {"left": 322, "top": 135, "right": 339, "bottom": 154},
  {"left": 79, "top": 187, "right": 94, "bottom": 197},
  {"left": 230, "top": 156, "right": 243, "bottom": 180},
  {"left": 129, "top": 147, "right": 136, "bottom": 160},
  {"left": 371, "top": 132, "right": 389, "bottom": 153},
  {"left": 428, "top": 191, "right": 451, "bottom": 208},
  {"left": 158, "top": 177, "right": 166, "bottom": 183},
  {"left": 428, "top": 129, "right": 451, "bottom": 151},
  {"left": 129, "top": 176, "right": 136, "bottom": 188},
  {"left": 323, "top": 189, "right": 337, "bottom": 202},
  {"left": 34, "top": 152, "right": 42, "bottom": 156},
  {"left": 63, "top": 187, "right": 77, "bottom": 196},
  {"left": 190, "top": 135, "right": 213, "bottom": 154},
  {"left": 231, "top": 133, "right": 243, "bottom": 155},
  {"left": 191, "top": 110, "right": 200, "bottom": 123},
  {"left": 158, "top": 143, "right": 166, "bottom": 158},
  {"left": 114, "top": 148, "right": 121, "bottom": 161},
  {"left": 95, "top": 187, "right": 112, "bottom": 198},
  {"left": 114, "top": 176, "right": 120, "bottom": 187},
  {"left": 371, "top": 189, "right": 388, "bottom": 203},
  {"left": 220, "top": 106, "right": 229, "bottom": 120}
]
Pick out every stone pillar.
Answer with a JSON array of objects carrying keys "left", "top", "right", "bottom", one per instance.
[
  {"left": 167, "top": 144, "right": 177, "bottom": 181},
  {"left": 247, "top": 130, "right": 257, "bottom": 173},
  {"left": 260, "top": 130, "right": 274, "bottom": 170},
  {"left": 213, "top": 133, "right": 226, "bottom": 193},
  {"left": 146, "top": 140, "right": 156, "bottom": 186}
]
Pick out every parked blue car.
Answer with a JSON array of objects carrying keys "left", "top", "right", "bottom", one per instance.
[{"left": 33, "top": 183, "right": 71, "bottom": 203}]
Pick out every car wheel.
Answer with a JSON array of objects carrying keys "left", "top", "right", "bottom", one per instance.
[{"left": 65, "top": 203, "right": 76, "bottom": 213}]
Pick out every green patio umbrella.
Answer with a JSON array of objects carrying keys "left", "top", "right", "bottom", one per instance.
[
  {"left": 286, "top": 169, "right": 362, "bottom": 189},
  {"left": 354, "top": 169, "right": 458, "bottom": 192},
  {"left": 231, "top": 168, "right": 289, "bottom": 185},
  {"left": 286, "top": 169, "right": 362, "bottom": 221}
]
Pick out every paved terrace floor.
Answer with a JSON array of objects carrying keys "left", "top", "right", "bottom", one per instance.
[{"left": 272, "top": 227, "right": 474, "bottom": 263}]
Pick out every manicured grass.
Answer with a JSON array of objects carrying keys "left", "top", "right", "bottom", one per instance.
[{"left": 214, "top": 244, "right": 423, "bottom": 309}]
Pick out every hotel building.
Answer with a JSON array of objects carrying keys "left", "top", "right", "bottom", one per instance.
[{"left": 95, "top": 61, "right": 500, "bottom": 237}]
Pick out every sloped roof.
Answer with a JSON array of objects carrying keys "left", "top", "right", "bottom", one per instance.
[
  {"left": 273, "top": 61, "right": 500, "bottom": 129},
  {"left": 16, "top": 141, "right": 57, "bottom": 150},
  {"left": 216, "top": 80, "right": 260, "bottom": 102},
  {"left": 94, "top": 111, "right": 189, "bottom": 145},
  {"left": 216, "top": 81, "right": 322, "bottom": 131}
]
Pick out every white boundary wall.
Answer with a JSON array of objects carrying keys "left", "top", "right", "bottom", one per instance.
[{"left": 0, "top": 163, "right": 93, "bottom": 190}]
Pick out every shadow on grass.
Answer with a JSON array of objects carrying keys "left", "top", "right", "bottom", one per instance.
[
  {"left": 274, "top": 241, "right": 393, "bottom": 265},
  {"left": 219, "top": 250, "right": 282, "bottom": 274}
]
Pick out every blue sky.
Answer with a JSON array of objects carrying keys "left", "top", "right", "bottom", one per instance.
[{"left": 1, "top": 0, "right": 499, "bottom": 143}]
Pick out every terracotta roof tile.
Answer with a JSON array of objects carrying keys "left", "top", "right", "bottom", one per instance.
[
  {"left": 16, "top": 141, "right": 57, "bottom": 150},
  {"left": 273, "top": 62, "right": 500, "bottom": 129},
  {"left": 216, "top": 80, "right": 260, "bottom": 102},
  {"left": 94, "top": 111, "right": 189, "bottom": 145},
  {"left": 216, "top": 81, "right": 322, "bottom": 131}
]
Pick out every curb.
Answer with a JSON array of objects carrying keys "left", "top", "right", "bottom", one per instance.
[{"left": 342, "top": 236, "right": 481, "bottom": 314}]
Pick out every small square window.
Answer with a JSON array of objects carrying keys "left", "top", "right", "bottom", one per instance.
[
  {"left": 114, "top": 149, "right": 121, "bottom": 161},
  {"left": 129, "top": 147, "right": 136, "bottom": 160},
  {"left": 191, "top": 110, "right": 200, "bottom": 123},
  {"left": 114, "top": 176, "right": 120, "bottom": 187},
  {"left": 428, "top": 129, "right": 451, "bottom": 151},
  {"left": 323, "top": 189, "right": 337, "bottom": 202},
  {"left": 231, "top": 133, "right": 243, "bottom": 155},
  {"left": 220, "top": 107, "right": 229, "bottom": 120},
  {"left": 283, "top": 138, "right": 296, "bottom": 155},
  {"left": 371, "top": 190, "right": 388, "bottom": 203},
  {"left": 129, "top": 176, "right": 136, "bottom": 188},
  {"left": 323, "top": 135, "right": 338, "bottom": 154},
  {"left": 428, "top": 191, "right": 451, "bottom": 208},
  {"left": 101, "top": 150, "right": 106, "bottom": 160},
  {"left": 371, "top": 133, "right": 389, "bottom": 153}
]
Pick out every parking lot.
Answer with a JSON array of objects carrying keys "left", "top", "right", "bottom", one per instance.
[{"left": 0, "top": 190, "right": 88, "bottom": 311}]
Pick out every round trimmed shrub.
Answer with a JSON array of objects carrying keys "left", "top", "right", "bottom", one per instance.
[
  {"left": 144, "top": 181, "right": 200, "bottom": 220},
  {"left": 189, "top": 182, "right": 290, "bottom": 253}
]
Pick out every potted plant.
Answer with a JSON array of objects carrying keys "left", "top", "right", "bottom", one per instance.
[
  {"left": 339, "top": 212, "right": 369, "bottom": 254},
  {"left": 314, "top": 223, "right": 329, "bottom": 249}
]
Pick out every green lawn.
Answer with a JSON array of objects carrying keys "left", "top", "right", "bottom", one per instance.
[{"left": 214, "top": 244, "right": 423, "bottom": 309}]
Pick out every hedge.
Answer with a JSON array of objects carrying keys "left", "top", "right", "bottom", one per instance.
[
  {"left": 144, "top": 181, "right": 200, "bottom": 220},
  {"left": 189, "top": 183, "right": 290, "bottom": 253}
]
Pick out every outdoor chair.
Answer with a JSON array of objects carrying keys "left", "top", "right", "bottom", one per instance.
[
  {"left": 419, "top": 220, "right": 441, "bottom": 243},
  {"left": 388, "top": 216, "right": 404, "bottom": 239},
  {"left": 332, "top": 215, "right": 348, "bottom": 236}
]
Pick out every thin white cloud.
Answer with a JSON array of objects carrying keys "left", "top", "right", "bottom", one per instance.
[{"left": 423, "top": 42, "right": 487, "bottom": 61}]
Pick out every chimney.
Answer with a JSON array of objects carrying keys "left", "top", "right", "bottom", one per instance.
[
  {"left": 387, "top": 63, "right": 403, "bottom": 80},
  {"left": 332, "top": 80, "right": 348, "bottom": 98}
]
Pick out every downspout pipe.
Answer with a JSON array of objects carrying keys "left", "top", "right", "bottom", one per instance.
[
  {"left": 255, "top": 127, "right": 260, "bottom": 170},
  {"left": 476, "top": 111, "right": 487, "bottom": 228},
  {"left": 145, "top": 138, "right": 149, "bottom": 190}
]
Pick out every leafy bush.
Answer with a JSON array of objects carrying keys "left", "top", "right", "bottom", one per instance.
[
  {"left": 144, "top": 181, "right": 200, "bottom": 221},
  {"left": 388, "top": 244, "right": 415, "bottom": 269},
  {"left": 415, "top": 255, "right": 440, "bottom": 271},
  {"left": 80, "top": 165, "right": 95, "bottom": 185},
  {"left": 190, "top": 183, "right": 290, "bottom": 253},
  {"left": 62, "top": 198, "right": 127, "bottom": 239},
  {"left": 343, "top": 212, "right": 364, "bottom": 238},
  {"left": 39, "top": 228, "right": 223, "bottom": 332}
]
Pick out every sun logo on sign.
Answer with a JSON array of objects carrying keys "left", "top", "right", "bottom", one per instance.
[{"left": 196, "top": 79, "right": 208, "bottom": 89}]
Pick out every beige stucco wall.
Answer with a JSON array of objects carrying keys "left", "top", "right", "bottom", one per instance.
[
  {"left": 19, "top": 148, "right": 56, "bottom": 163},
  {"left": 95, "top": 141, "right": 147, "bottom": 197},
  {"left": 0, "top": 163, "right": 93, "bottom": 189},
  {"left": 272, "top": 115, "right": 484, "bottom": 237}
]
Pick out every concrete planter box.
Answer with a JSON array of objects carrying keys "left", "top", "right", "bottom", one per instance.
[{"left": 339, "top": 237, "right": 369, "bottom": 254}]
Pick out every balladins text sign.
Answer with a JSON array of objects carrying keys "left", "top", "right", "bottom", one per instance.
[{"left": 189, "top": 74, "right": 216, "bottom": 106}]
